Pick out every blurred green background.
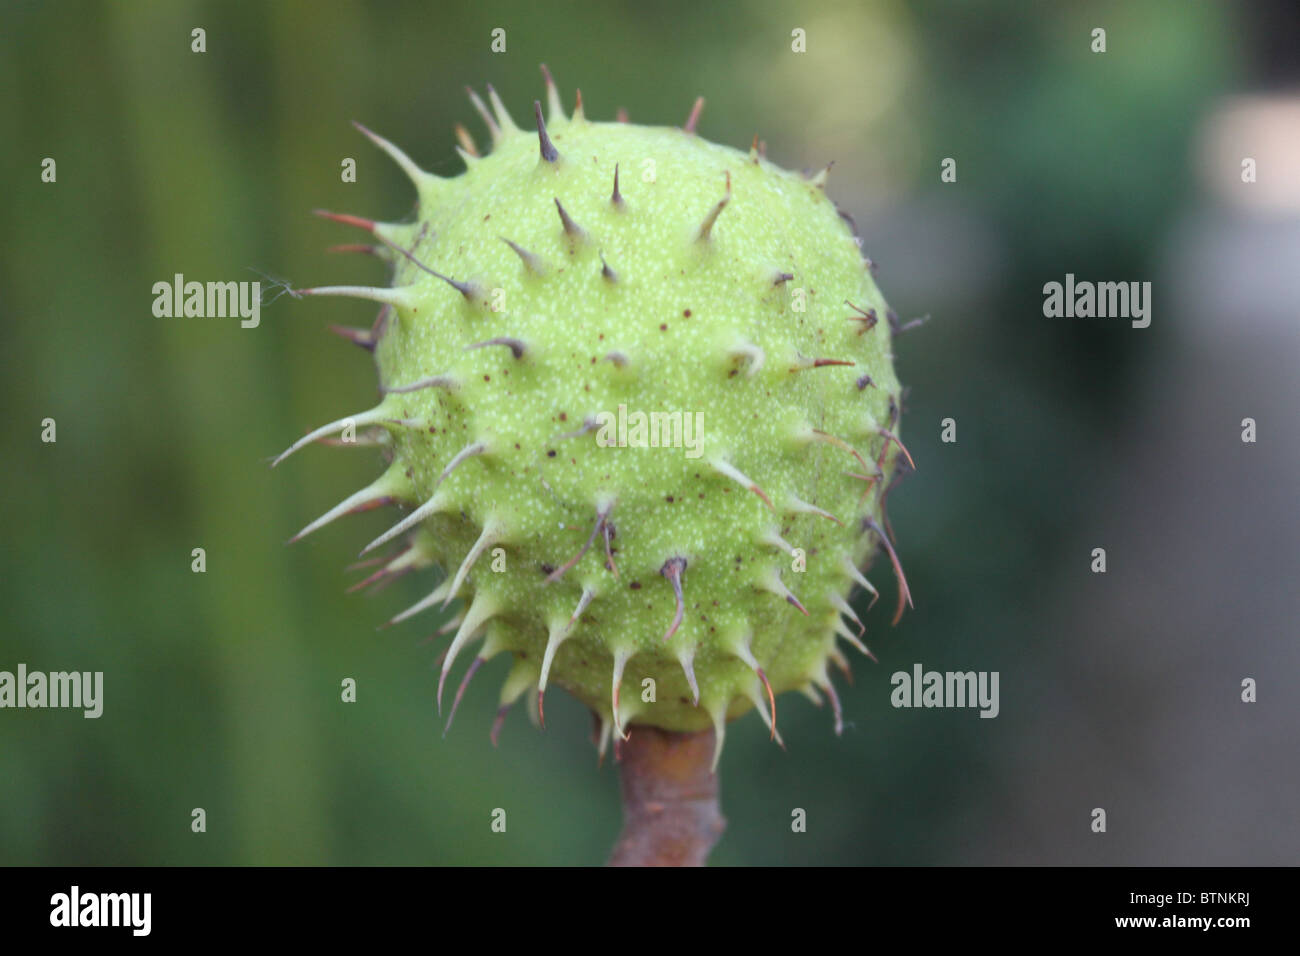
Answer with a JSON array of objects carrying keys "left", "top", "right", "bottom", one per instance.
[{"left": 4, "top": 0, "right": 1297, "bottom": 865}]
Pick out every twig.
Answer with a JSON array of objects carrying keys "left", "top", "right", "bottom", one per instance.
[{"left": 607, "top": 726, "right": 725, "bottom": 866}]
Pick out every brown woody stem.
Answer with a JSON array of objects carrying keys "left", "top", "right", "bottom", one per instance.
[{"left": 607, "top": 726, "right": 725, "bottom": 866}]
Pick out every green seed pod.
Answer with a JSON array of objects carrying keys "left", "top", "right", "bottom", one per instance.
[{"left": 279, "top": 69, "right": 911, "bottom": 766}]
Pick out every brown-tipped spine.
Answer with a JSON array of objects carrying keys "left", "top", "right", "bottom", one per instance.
[
  {"left": 660, "top": 557, "right": 687, "bottom": 642},
  {"left": 313, "top": 209, "right": 376, "bottom": 233},
  {"left": 465, "top": 337, "right": 527, "bottom": 360},
  {"left": 696, "top": 171, "right": 731, "bottom": 242},
  {"left": 554, "top": 198, "right": 585, "bottom": 242},
  {"left": 454, "top": 123, "right": 479, "bottom": 158},
  {"left": 329, "top": 325, "right": 375, "bottom": 351},
  {"left": 500, "top": 237, "right": 543, "bottom": 274},
  {"left": 466, "top": 86, "right": 500, "bottom": 139},
  {"left": 611, "top": 163, "right": 625, "bottom": 209},
  {"left": 379, "top": 235, "right": 478, "bottom": 301},
  {"left": 847, "top": 300, "right": 879, "bottom": 333},
  {"left": 683, "top": 96, "right": 705, "bottom": 134},
  {"left": 533, "top": 100, "right": 559, "bottom": 162}
]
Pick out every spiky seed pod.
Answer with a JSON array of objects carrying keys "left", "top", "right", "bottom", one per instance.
[{"left": 283, "top": 69, "right": 911, "bottom": 766}]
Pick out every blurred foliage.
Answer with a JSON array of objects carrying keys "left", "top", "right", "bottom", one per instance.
[{"left": 0, "top": 0, "right": 1242, "bottom": 864}]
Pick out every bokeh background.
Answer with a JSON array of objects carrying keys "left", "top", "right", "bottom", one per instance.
[{"left": 2, "top": 0, "right": 1297, "bottom": 865}]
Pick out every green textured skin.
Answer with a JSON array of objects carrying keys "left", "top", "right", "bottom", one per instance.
[{"left": 294, "top": 86, "right": 906, "bottom": 750}]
